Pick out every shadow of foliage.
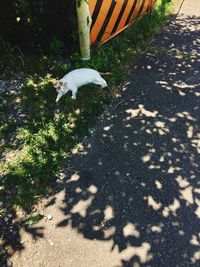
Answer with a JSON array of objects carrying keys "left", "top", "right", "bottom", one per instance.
[
  {"left": 1, "top": 2, "right": 200, "bottom": 266},
  {"left": 56, "top": 14, "right": 200, "bottom": 266}
]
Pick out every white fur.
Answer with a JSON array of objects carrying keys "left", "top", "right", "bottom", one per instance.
[{"left": 55, "top": 68, "right": 107, "bottom": 102}]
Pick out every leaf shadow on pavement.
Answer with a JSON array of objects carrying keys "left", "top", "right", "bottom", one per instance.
[
  {"left": 1, "top": 12, "right": 200, "bottom": 267},
  {"left": 56, "top": 14, "right": 200, "bottom": 266}
]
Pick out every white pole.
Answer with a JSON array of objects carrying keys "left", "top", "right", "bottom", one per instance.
[{"left": 76, "top": 0, "right": 92, "bottom": 60}]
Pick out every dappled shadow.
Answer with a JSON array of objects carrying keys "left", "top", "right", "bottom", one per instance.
[
  {"left": 55, "top": 14, "right": 200, "bottom": 266},
  {"left": 1, "top": 7, "right": 200, "bottom": 267},
  {"left": 0, "top": 209, "right": 44, "bottom": 264}
]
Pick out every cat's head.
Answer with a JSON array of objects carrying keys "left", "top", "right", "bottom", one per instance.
[{"left": 54, "top": 80, "right": 68, "bottom": 102}]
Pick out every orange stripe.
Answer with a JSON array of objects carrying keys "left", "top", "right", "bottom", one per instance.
[
  {"left": 147, "top": 0, "right": 156, "bottom": 13},
  {"left": 116, "top": 0, "right": 136, "bottom": 32},
  {"left": 129, "top": 0, "right": 143, "bottom": 24},
  {"left": 146, "top": 0, "right": 152, "bottom": 13},
  {"left": 89, "top": 0, "right": 97, "bottom": 17},
  {"left": 139, "top": 0, "right": 150, "bottom": 18},
  {"left": 100, "top": 0, "right": 125, "bottom": 43},
  {"left": 90, "top": 0, "right": 113, "bottom": 44},
  {"left": 99, "top": 0, "right": 156, "bottom": 45},
  {"left": 100, "top": 23, "right": 130, "bottom": 45}
]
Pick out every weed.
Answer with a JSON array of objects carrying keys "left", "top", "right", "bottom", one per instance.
[{"left": 26, "top": 213, "right": 43, "bottom": 225}]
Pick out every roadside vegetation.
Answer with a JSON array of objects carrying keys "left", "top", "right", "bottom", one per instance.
[{"left": 0, "top": 0, "right": 175, "bottom": 220}]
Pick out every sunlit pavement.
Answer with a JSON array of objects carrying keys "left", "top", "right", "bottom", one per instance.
[{"left": 10, "top": 0, "right": 200, "bottom": 266}]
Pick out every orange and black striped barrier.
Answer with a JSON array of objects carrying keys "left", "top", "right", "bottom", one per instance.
[{"left": 89, "top": 0, "right": 157, "bottom": 44}]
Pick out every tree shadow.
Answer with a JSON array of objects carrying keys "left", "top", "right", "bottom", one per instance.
[
  {"left": 1, "top": 10, "right": 200, "bottom": 267},
  {"left": 56, "top": 14, "right": 200, "bottom": 266}
]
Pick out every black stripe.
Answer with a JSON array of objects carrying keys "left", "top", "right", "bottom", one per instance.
[
  {"left": 138, "top": 0, "right": 146, "bottom": 16},
  {"left": 111, "top": 0, "right": 129, "bottom": 34},
  {"left": 96, "top": 0, "right": 117, "bottom": 43},
  {"left": 125, "top": 0, "right": 139, "bottom": 25},
  {"left": 91, "top": 0, "right": 104, "bottom": 29}
]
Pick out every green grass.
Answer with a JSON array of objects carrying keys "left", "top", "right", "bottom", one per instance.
[{"left": 0, "top": 0, "right": 175, "bottom": 212}]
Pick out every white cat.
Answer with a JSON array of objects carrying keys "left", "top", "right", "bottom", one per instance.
[{"left": 55, "top": 68, "right": 107, "bottom": 102}]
